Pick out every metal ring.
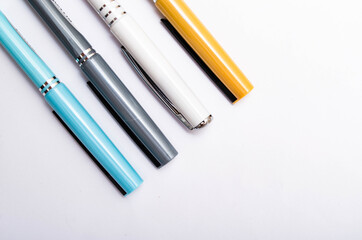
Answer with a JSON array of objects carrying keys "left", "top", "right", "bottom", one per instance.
[
  {"left": 39, "top": 76, "right": 57, "bottom": 92},
  {"left": 109, "top": 11, "right": 126, "bottom": 26},
  {"left": 76, "top": 48, "right": 92, "bottom": 62},
  {"left": 76, "top": 48, "right": 96, "bottom": 66},
  {"left": 109, "top": 17, "right": 118, "bottom": 26},
  {"left": 43, "top": 81, "right": 60, "bottom": 96},
  {"left": 104, "top": 11, "right": 112, "bottom": 18},
  {"left": 99, "top": 4, "right": 106, "bottom": 12},
  {"left": 78, "top": 52, "right": 96, "bottom": 66}
]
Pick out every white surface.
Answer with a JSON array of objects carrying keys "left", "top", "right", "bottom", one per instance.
[{"left": 0, "top": 0, "right": 362, "bottom": 239}]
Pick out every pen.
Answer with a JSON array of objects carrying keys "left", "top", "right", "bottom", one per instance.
[
  {"left": 27, "top": 0, "right": 178, "bottom": 168},
  {"left": 151, "top": 0, "right": 254, "bottom": 103},
  {"left": 86, "top": 0, "right": 212, "bottom": 130},
  {"left": 0, "top": 11, "right": 142, "bottom": 195}
]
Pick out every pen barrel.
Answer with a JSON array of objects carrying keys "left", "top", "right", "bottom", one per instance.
[
  {"left": 45, "top": 83, "right": 143, "bottom": 194},
  {"left": 155, "top": 0, "right": 254, "bottom": 103},
  {"left": 0, "top": 11, "right": 53, "bottom": 88},
  {"left": 28, "top": 0, "right": 92, "bottom": 60},
  {"left": 81, "top": 53, "right": 178, "bottom": 166}
]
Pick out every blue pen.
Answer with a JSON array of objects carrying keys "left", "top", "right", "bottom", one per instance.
[{"left": 0, "top": 11, "right": 143, "bottom": 195}]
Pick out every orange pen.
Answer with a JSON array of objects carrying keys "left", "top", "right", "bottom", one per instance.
[{"left": 152, "top": 0, "right": 254, "bottom": 103}]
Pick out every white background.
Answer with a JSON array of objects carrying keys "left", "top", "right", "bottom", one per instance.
[{"left": 1, "top": 0, "right": 362, "bottom": 239}]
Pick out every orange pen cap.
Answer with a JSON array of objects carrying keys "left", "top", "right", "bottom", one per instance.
[{"left": 154, "top": 0, "right": 254, "bottom": 103}]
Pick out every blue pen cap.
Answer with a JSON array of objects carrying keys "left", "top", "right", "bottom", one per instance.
[{"left": 45, "top": 83, "right": 144, "bottom": 195}]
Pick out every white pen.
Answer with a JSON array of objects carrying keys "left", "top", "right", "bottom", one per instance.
[{"left": 86, "top": 0, "right": 213, "bottom": 130}]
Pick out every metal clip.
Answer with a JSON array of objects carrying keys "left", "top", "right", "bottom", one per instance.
[{"left": 121, "top": 46, "right": 195, "bottom": 130}]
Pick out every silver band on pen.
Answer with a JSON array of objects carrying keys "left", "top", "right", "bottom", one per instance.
[
  {"left": 76, "top": 48, "right": 96, "bottom": 66},
  {"left": 39, "top": 76, "right": 60, "bottom": 96},
  {"left": 39, "top": 76, "right": 56, "bottom": 92}
]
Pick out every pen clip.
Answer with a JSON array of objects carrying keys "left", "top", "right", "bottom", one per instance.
[
  {"left": 160, "top": 19, "right": 238, "bottom": 103},
  {"left": 121, "top": 46, "right": 194, "bottom": 130}
]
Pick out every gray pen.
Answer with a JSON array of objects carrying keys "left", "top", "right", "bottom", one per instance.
[{"left": 27, "top": 0, "right": 177, "bottom": 167}]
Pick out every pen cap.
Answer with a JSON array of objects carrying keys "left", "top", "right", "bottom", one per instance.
[
  {"left": 45, "top": 83, "right": 143, "bottom": 195},
  {"left": 28, "top": 0, "right": 92, "bottom": 60},
  {"left": 80, "top": 53, "right": 178, "bottom": 167},
  {"left": 0, "top": 11, "right": 54, "bottom": 88},
  {"left": 87, "top": 0, "right": 126, "bottom": 27},
  {"left": 155, "top": 0, "right": 254, "bottom": 103}
]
